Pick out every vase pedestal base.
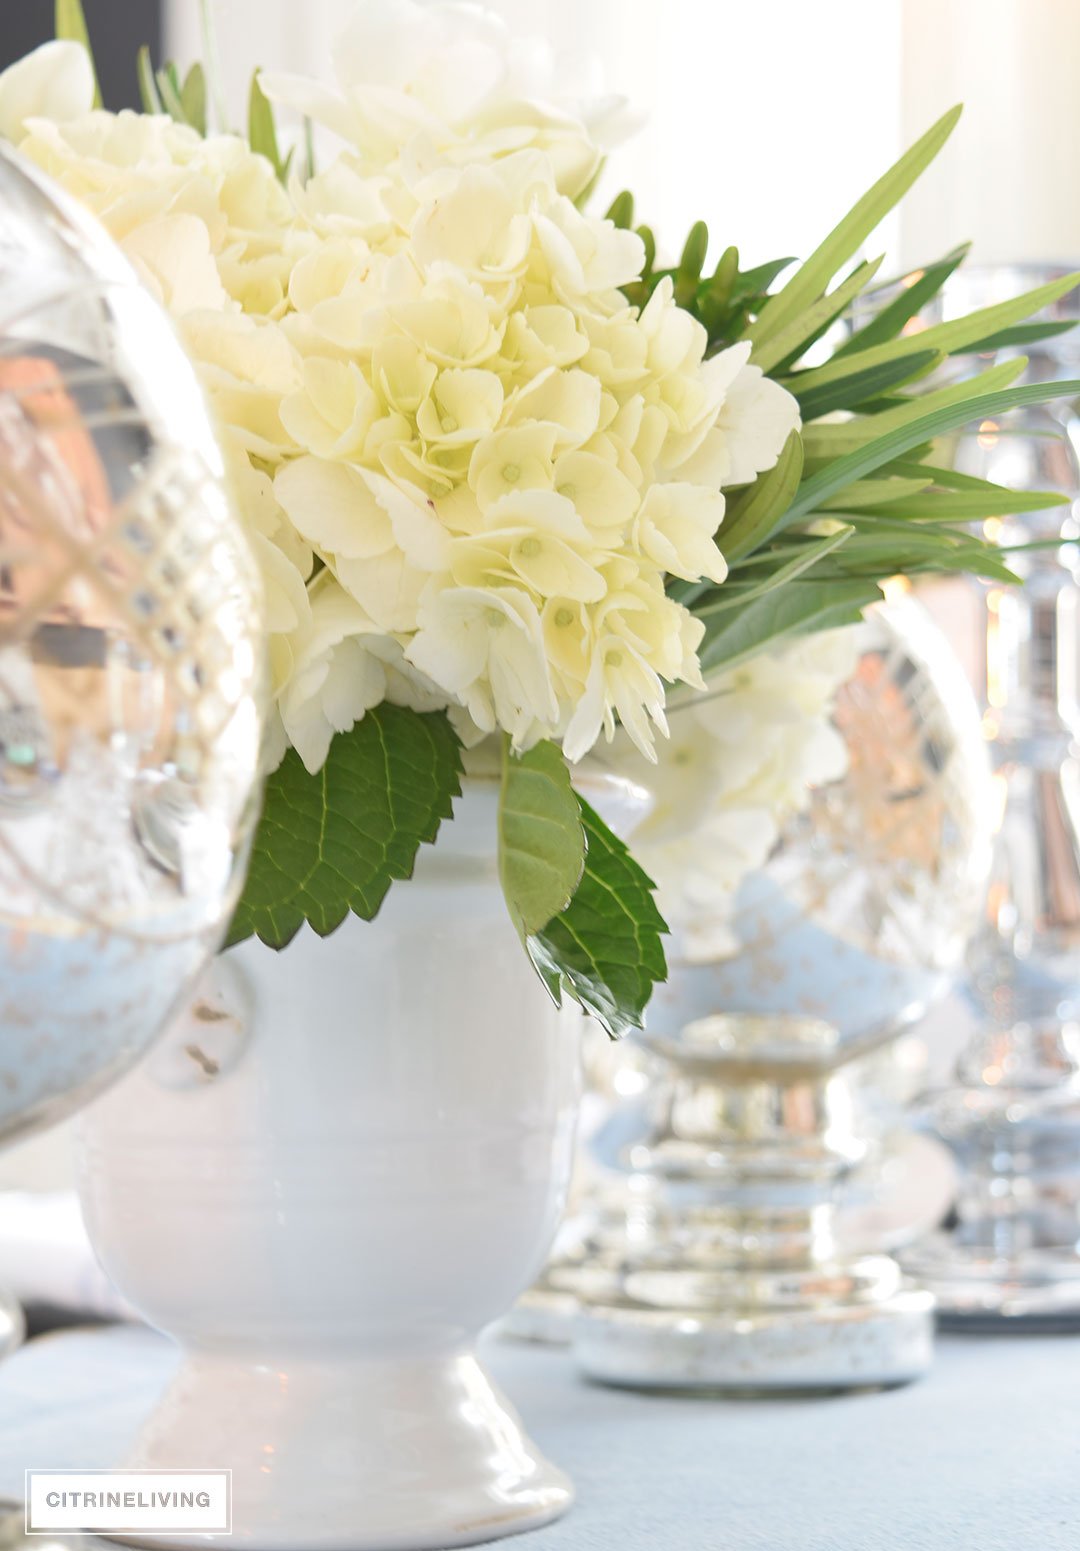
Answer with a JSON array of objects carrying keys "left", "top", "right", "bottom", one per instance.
[
  {"left": 573, "top": 1256, "right": 935, "bottom": 1393},
  {"left": 103, "top": 1350, "right": 572, "bottom": 1551}
]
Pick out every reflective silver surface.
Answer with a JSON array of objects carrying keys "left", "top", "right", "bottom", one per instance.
[
  {"left": 903, "top": 269, "right": 1080, "bottom": 1324},
  {"left": 543, "top": 602, "right": 993, "bottom": 1389},
  {"left": 0, "top": 1298, "right": 21, "bottom": 1367},
  {"left": 0, "top": 143, "right": 265, "bottom": 1151}
]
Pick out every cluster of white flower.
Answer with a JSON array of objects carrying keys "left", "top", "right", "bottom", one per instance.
[
  {"left": 612, "top": 629, "right": 859, "bottom": 962},
  {"left": 0, "top": 6, "right": 800, "bottom": 773}
]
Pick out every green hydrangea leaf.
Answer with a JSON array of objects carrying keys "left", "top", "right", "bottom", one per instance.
[
  {"left": 228, "top": 705, "right": 464, "bottom": 950},
  {"left": 525, "top": 797, "right": 668, "bottom": 1040},
  {"left": 498, "top": 739, "right": 585, "bottom": 939}
]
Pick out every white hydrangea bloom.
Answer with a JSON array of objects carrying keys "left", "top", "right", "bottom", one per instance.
[
  {"left": 265, "top": 141, "right": 795, "bottom": 761},
  {"left": 261, "top": 0, "right": 633, "bottom": 201},
  {"left": 5, "top": 15, "right": 801, "bottom": 773},
  {"left": 0, "top": 41, "right": 94, "bottom": 142},
  {"left": 613, "top": 629, "right": 859, "bottom": 960},
  {"left": 276, "top": 573, "right": 446, "bottom": 772}
]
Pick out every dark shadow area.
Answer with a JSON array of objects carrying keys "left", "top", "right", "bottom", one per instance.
[{"left": 0, "top": 1, "right": 162, "bottom": 113}]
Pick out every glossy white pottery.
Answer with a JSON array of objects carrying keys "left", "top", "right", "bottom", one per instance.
[{"left": 76, "top": 781, "right": 581, "bottom": 1549}]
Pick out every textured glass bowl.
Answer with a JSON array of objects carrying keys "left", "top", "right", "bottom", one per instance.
[
  {"left": 0, "top": 144, "right": 265, "bottom": 1147},
  {"left": 643, "top": 597, "right": 995, "bottom": 1074}
]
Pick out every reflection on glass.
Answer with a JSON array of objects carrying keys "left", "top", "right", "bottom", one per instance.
[{"left": 0, "top": 145, "right": 265, "bottom": 1146}]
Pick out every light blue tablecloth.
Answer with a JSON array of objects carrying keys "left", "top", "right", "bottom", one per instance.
[{"left": 0, "top": 1323, "right": 1077, "bottom": 1550}]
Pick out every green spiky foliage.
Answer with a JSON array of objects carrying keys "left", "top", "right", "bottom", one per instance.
[{"left": 609, "top": 107, "right": 1080, "bottom": 671}]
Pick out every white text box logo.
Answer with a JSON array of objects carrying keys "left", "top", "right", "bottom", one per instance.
[{"left": 26, "top": 1470, "right": 232, "bottom": 1536}]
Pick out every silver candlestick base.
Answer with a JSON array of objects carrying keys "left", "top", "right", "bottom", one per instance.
[
  {"left": 902, "top": 266, "right": 1080, "bottom": 1327},
  {"left": 569, "top": 1016, "right": 935, "bottom": 1391},
  {"left": 507, "top": 1031, "right": 942, "bottom": 1348},
  {"left": 903, "top": 1028, "right": 1080, "bottom": 1327}
]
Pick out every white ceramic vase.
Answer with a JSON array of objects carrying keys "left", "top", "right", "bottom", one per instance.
[{"left": 76, "top": 781, "right": 581, "bottom": 1550}]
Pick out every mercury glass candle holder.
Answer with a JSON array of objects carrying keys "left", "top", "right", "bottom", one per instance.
[
  {"left": 902, "top": 269, "right": 1080, "bottom": 1325},
  {"left": 546, "top": 600, "right": 993, "bottom": 1391}
]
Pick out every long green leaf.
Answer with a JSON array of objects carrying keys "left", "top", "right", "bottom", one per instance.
[
  {"left": 751, "top": 256, "right": 883, "bottom": 375},
  {"left": 671, "top": 430, "right": 805, "bottom": 609},
  {"left": 789, "top": 272, "right": 1080, "bottom": 397},
  {"left": 698, "top": 580, "right": 882, "bottom": 676},
  {"left": 136, "top": 46, "right": 163, "bottom": 115},
  {"left": 720, "top": 429, "right": 805, "bottom": 562},
  {"left": 731, "top": 255, "right": 797, "bottom": 299},
  {"left": 847, "top": 488, "right": 1069, "bottom": 521},
  {"left": 820, "top": 531, "right": 1021, "bottom": 583},
  {"left": 781, "top": 377, "right": 1080, "bottom": 529},
  {"left": 792, "top": 347, "right": 940, "bottom": 421},
  {"left": 694, "top": 527, "right": 855, "bottom": 618},
  {"left": 181, "top": 63, "right": 207, "bottom": 135},
  {"left": 526, "top": 798, "right": 668, "bottom": 1040},
  {"left": 730, "top": 536, "right": 848, "bottom": 570},
  {"left": 817, "top": 476, "right": 933, "bottom": 509},
  {"left": 745, "top": 106, "right": 962, "bottom": 351},
  {"left": 801, "top": 357, "right": 1027, "bottom": 460},
  {"left": 959, "top": 319, "right": 1077, "bottom": 356},
  {"left": 228, "top": 706, "right": 464, "bottom": 949},
  {"left": 498, "top": 739, "right": 584, "bottom": 938},
  {"left": 886, "top": 460, "right": 1055, "bottom": 494},
  {"left": 835, "top": 245, "right": 971, "bottom": 356},
  {"left": 55, "top": 0, "right": 102, "bottom": 106},
  {"left": 248, "top": 70, "right": 286, "bottom": 177},
  {"left": 156, "top": 66, "right": 189, "bottom": 125}
]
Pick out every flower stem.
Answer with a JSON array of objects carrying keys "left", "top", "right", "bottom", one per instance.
[{"left": 199, "top": 0, "right": 229, "bottom": 133}]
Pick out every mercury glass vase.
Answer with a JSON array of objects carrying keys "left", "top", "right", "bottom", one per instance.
[
  {"left": 538, "top": 600, "right": 993, "bottom": 1391},
  {"left": 0, "top": 146, "right": 265, "bottom": 1357},
  {"left": 902, "top": 269, "right": 1080, "bottom": 1324},
  {"left": 0, "top": 145, "right": 265, "bottom": 1138}
]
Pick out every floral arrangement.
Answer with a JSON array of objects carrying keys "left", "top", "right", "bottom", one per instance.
[{"left": 5, "top": 0, "right": 1077, "bottom": 1035}]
